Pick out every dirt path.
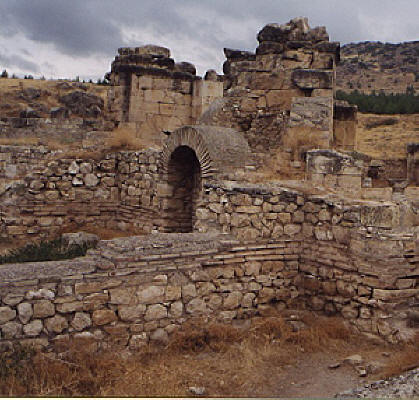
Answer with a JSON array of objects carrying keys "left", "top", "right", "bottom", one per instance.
[{"left": 271, "top": 353, "right": 363, "bottom": 398}]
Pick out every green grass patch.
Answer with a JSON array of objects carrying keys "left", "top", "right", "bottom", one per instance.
[{"left": 0, "top": 238, "right": 89, "bottom": 264}]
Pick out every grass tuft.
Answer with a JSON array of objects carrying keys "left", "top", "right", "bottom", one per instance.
[
  {"left": 0, "top": 238, "right": 91, "bottom": 264},
  {"left": 105, "top": 126, "right": 145, "bottom": 151}
]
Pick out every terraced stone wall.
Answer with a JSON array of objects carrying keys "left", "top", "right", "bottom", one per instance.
[
  {"left": 194, "top": 181, "right": 418, "bottom": 341},
  {"left": 0, "top": 226, "right": 416, "bottom": 354},
  {"left": 0, "top": 146, "right": 176, "bottom": 241}
]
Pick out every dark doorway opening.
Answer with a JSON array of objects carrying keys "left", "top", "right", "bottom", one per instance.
[{"left": 166, "top": 146, "right": 201, "bottom": 232}]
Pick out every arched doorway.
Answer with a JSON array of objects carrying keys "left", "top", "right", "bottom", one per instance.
[{"left": 166, "top": 145, "right": 201, "bottom": 232}]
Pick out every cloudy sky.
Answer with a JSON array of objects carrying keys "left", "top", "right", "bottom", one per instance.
[{"left": 0, "top": 0, "right": 418, "bottom": 80}]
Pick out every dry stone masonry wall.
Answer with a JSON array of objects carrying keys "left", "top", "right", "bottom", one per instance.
[
  {"left": 0, "top": 145, "right": 174, "bottom": 240},
  {"left": 0, "top": 17, "right": 417, "bottom": 354},
  {"left": 0, "top": 199, "right": 416, "bottom": 352}
]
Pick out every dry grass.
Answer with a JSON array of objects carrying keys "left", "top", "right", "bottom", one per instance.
[
  {"left": 0, "top": 314, "right": 386, "bottom": 397},
  {"left": 356, "top": 113, "right": 419, "bottom": 159},
  {"left": 105, "top": 126, "right": 145, "bottom": 151},
  {"left": 0, "top": 137, "right": 40, "bottom": 146},
  {"left": 0, "top": 78, "right": 108, "bottom": 118},
  {"left": 380, "top": 342, "right": 419, "bottom": 378},
  {"left": 59, "top": 223, "right": 146, "bottom": 240}
]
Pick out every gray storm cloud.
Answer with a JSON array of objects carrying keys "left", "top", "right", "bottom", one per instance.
[
  {"left": 0, "top": 52, "right": 40, "bottom": 73},
  {"left": 0, "top": 0, "right": 417, "bottom": 78}
]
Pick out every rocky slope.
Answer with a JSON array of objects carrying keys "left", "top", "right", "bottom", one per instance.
[
  {"left": 0, "top": 78, "right": 108, "bottom": 119},
  {"left": 337, "top": 41, "right": 419, "bottom": 94}
]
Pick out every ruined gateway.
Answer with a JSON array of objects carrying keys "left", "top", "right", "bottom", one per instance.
[{"left": 0, "top": 18, "right": 417, "bottom": 352}]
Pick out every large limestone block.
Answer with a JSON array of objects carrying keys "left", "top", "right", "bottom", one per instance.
[
  {"left": 360, "top": 204, "right": 400, "bottom": 229},
  {"left": 17, "top": 302, "right": 33, "bottom": 324},
  {"left": 144, "top": 304, "right": 167, "bottom": 321},
  {"left": 137, "top": 286, "right": 165, "bottom": 304},
  {"left": 45, "top": 315, "right": 68, "bottom": 334},
  {"left": 33, "top": 300, "right": 55, "bottom": 318},
  {"left": 223, "top": 292, "right": 243, "bottom": 310},
  {"left": 1, "top": 322, "right": 22, "bottom": 339},
  {"left": 0, "top": 307, "right": 16, "bottom": 324},
  {"left": 92, "top": 309, "right": 117, "bottom": 326},
  {"left": 23, "top": 319, "right": 43, "bottom": 337},
  {"left": 118, "top": 304, "right": 146, "bottom": 322},
  {"left": 292, "top": 69, "right": 333, "bottom": 89},
  {"left": 186, "top": 298, "right": 208, "bottom": 315},
  {"left": 110, "top": 287, "right": 136, "bottom": 305},
  {"left": 71, "top": 312, "right": 92, "bottom": 331}
]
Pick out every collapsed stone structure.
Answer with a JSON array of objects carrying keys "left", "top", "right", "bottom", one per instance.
[
  {"left": 0, "top": 18, "right": 417, "bottom": 353},
  {"left": 107, "top": 45, "right": 223, "bottom": 146}
]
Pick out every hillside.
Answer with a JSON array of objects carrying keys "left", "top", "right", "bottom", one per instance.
[
  {"left": 0, "top": 78, "right": 108, "bottom": 119},
  {"left": 356, "top": 113, "right": 419, "bottom": 159},
  {"left": 336, "top": 41, "right": 419, "bottom": 94}
]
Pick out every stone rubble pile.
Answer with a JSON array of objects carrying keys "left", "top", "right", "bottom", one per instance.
[{"left": 336, "top": 368, "right": 419, "bottom": 398}]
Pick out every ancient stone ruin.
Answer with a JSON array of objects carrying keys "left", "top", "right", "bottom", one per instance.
[{"left": 0, "top": 18, "right": 417, "bottom": 353}]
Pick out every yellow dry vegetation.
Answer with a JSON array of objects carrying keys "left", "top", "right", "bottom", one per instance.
[
  {"left": 105, "top": 126, "right": 146, "bottom": 151},
  {"left": 0, "top": 78, "right": 108, "bottom": 118},
  {"left": 356, "top": 113, "right": 419, "bottom": 159},
  {"left": 0, "top": 313, "right": 416, "bottom": 397}
]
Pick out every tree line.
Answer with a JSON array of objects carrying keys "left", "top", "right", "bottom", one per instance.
[
  {"left": 1, "top": 69, "right": 110, "bottom": 85},
  {"left": 336, "top": 87, "right": 419, "bottom": 114}
]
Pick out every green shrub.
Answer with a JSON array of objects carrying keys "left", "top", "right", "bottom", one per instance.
[
  {"left": 336, "top": 88, "right": 419, "bottom": 114},
  {"left": 0, "top": 238, "right": 89, "bottom": 264}
]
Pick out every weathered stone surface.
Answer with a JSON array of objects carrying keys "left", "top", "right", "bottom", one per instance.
[
  {"left": 110, "top": 287, "right": 136, "bottom": 305},
  {"left": 165, "top": 286, "right": 182, "bottom": 301},
  {"left": 137, "top": 286, "right": 165, "bottom": 304},
  {"left": 1, "top": 322, "right": 22, "bottom": 339},
  {"left": 3, "top": 294, "right": 24, "bottom": 306},
  {"left": 145, "top": 304, "right": 167, "bottom": 321},
  {"left": 0, "top": 307, "right": 16, "bottom": 324},
  {"left": 92, "top": 309, "right": 117, "bottom": 326},
  {"left": 150, "top": 328, "right": 169, "bottom": 345},
  {"left": 26, "top": 288, "right": 55, "bottom": 300},
  {"left": 186, "top": 298, "right": 207, "bottom": 315},
  {"left": 17, "top": 302, "right": 33, "bottom": 324},
  {"left": 284, "top": 224, "right": 301, "bottom": 236},
  {"left": 118, "top": 304, "right": 146, "bottom": 322},
  {"left": 33, "top": 300, "right": 55, "bottom": 318},
  {"left": 129, "top": 333, "right": 148, "bottom": 349},
  {"left": 45, "top": 315, "right": 68, "bottom": 334},
  {"left": 223, "top": 292, "right": 243, "bottom": 310},
  {"left": 169, "top": 301, "right": 183, "bottom": 318},
  {"left": 84, "top": 173, "right": 99, "bottom": 187},
  {"left": 23, "top": 319, "right": 43, "bottom": 337},
  {"left": 341, "top": 305, "right": 358, "bottom": 319},
  {"left": 71, "top": 312, "right": 92, "bottom": 331}
]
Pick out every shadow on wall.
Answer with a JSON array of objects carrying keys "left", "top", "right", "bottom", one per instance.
[{"left": 166, "top": 146, "right": 202, "bottom": 233}]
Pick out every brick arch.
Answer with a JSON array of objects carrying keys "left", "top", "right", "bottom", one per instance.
[{"left": 161, "top": 125, "right": 251, "bottom": 178}]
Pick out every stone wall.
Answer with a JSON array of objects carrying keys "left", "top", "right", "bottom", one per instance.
[
  {"left": 0, "top": 221, "right": 416, "bottom": 353},
  {"left": 407, "top": 143, "right": 419, "bottom": 185},
  {"left": 107, "top": 45, "right": 223, "bottom": 146},
  {"left": 200, "top": 17, "right": 339, "bottom": 152},
  {"left": 194, "top": 181, "right": 417, "bottom": 341},
  {"left": 0, "top": 117, "right": 109, "bottom": 143},
  {"left": 0, "top": 146, "right": 170, "bottom": 241},
  {"left": 305, "top": 149, "right": 366, "bottom": 194}
]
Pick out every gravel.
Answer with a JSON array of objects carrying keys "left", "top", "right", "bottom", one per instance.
[{"left": 336, "top": 368, "right": 419, "bottom": 398}]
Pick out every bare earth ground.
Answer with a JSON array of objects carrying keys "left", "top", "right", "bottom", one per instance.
[
  {"left": 1, "top": 313, "right": 417, "bottom": 397},
  {"left": 356, "top": 113, "right": 419, "bottom": 159}
]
